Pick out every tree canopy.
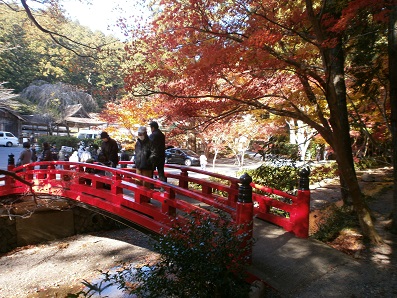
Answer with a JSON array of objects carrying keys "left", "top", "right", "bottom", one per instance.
[
  {"left": 0, "top": 1, "right": 127, "bottom": 104},
  {"left": 121, "top": 0, "right": 397, "bottom": 242}
]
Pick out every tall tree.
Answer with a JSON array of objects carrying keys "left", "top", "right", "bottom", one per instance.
[
  {"left": 388, "top": 2, "right": 397, "bottom": 233},
  {"left": 124, "top": 0, "right": 393, "bottom": 242},
  {"left": 0, "top": 2, "right": 126, "bottom": 99}
]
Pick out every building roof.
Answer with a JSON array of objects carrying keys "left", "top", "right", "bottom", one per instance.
[
  {"left": 0, "top": 106, "right": 26, "bottom": 121},
  {"left": 63, "top": 116, "right": 106, "bottom": 127}
]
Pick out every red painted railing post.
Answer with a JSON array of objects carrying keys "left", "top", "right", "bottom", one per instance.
[
  {"left": 111, "top": 172, "right": 123, "bottom": 205},
  {"left": 162, "top": 188, "right": 176, "bottom": 217},
  {"left": 48, "top": 163, "right": 56, "bottom": 180},
  {"left": 179, "top": 169, "right": 189, "bottom": 189},
  {"left": 293, "top": 167, "right": 311, "bottom": 238},
  {"left": 236, "top": 173, "right": 254, "bottom": 263},
  {"left": 229, "top": 180, "right": 239, "bottom": 204}
]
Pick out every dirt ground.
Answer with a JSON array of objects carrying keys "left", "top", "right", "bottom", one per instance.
[
  {"left": 310, "top": 167, "right": 397, "bottom": 262},
  {"left": 0, "top": 166, "right": 397, "bottom": 297},
  {"left": 0, "top": 228, "right": 159, "bottom": 297}
]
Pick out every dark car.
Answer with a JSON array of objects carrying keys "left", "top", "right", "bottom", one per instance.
[{"left": 165, "top": 148, "right": 200, "bottom": 166}]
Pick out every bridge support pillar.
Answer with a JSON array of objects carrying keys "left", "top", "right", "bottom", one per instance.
[{"left": 237, "top": 173, "right": 254, "bottom": 263}]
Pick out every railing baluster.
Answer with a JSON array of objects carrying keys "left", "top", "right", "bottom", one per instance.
[
  {"left": 236, "top": 173, "right": 254, "bottom": 263},
  {"left": 292, "top": 167, "right": 311, "bottom": 238}
]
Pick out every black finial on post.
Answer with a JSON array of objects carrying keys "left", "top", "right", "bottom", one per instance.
[
  {"left": 8, "top": 153, "right": 15, "bottom": 166},
  {"left": 238, "top": 173, "right": 253, "bottom": 203},
  {"left": 299, "top": 167, "right": 311, "bottom": 190}
]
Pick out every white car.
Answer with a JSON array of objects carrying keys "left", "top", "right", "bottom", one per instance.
[{"left": 0, "top": 131, "right": 19, "bottom": 147}]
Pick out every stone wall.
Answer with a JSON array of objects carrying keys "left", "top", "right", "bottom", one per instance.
[
  {"left": 0, "top": 206, "right": 122, "bottom": 254},
  {"left": 0, "top": 216, "right": 17, "bottom": 253}
]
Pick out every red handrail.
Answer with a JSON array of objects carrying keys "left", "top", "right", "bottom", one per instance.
[{"left": 0, "top": 161, "right": 310, "bottom": 238}]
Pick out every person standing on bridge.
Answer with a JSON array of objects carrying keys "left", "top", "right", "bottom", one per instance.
[
  {"left": 135, "top": 126, "right": 157, "bottom": 188},
  {"left": 119, "top": 148, "right": 130, "bottom": 168},
  {"left": 31, "top": 145, "right": 37, "bottom": 162},
  {"left": 100, "top": 131, "right": 119, "bottom": 168},
  {"left": 149, "top": 121, "right": 166, "bottom": 182},
  {"left": 16, "top": 142, "right": 32, "bottom": 166},
  {"left": 39, "top": 142, "right": 53, "bottom": 178},
  {"left": 40, "top": 142, "right": 53, "bottom": 163}
]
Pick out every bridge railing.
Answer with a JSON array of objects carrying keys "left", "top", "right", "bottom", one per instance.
[
  {"left": 118, "top": 162, "right": 310, "bottom": 238},
  {"left": 1, "top": 161, "right": 310, "bottom": 238},
  {"left": 1, "top": 161, "right": 252, "bottom": 234}
]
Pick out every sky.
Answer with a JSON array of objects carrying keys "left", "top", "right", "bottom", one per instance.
[{"left": 61, "top": 0, "right": 148, "bottom": 39}]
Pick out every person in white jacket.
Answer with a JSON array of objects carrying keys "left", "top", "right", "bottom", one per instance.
[
  {"left": 80, "top": 147, "right": 92, "bottom": 162},
  {"left": 69, "top": 151, "right": 79, "bottom": 162},
  {"left": 200, "top": 153, "right": 207, "bottom": 170}
]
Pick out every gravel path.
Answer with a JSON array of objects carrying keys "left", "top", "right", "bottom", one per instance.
[{"left": 0, "top": 228, "right": 157, "bottom": 297}]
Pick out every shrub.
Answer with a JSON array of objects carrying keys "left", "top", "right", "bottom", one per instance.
[
  {"left": 240, "top": 162, "right": 341, "bottom": 192},
  {"left": 129, "top": 210, "right": 253, "bottom": 298},
  {"left": 70, "top": 210, "right": 253, "bottom": 298},
  {"left": 312, "top": 206, "right": 358, "bottom": 242},
  {"left": 354, "top": 156, "right": 391, "bottom": 170},
  {"left": 239, "top": 164, "right": 299, "bottom": 191},
  {"left": 36, "top": 135, "right": 80, "bottom": 150},
  {"left": 309, "top": 162, "right": 339, "bottom": 183}
]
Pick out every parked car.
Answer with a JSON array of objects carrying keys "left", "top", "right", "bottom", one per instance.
[
  {"left": 0, "top": 131, "right": 19, "bottom": 147},
  {"left": 165, "top": 148, "right": 200, "bottom": 166},
  {"left": 76, "top": 130, "right": 101, "bottom": 140}
]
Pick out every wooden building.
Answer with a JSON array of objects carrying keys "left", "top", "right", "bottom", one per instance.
[{"left": 0, "top": 106, "right": 26, "bottom": 138}]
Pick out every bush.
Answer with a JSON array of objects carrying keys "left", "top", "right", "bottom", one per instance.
[
  {"left": 36, "top": 135, "right": 81, "bottom": 150},
  {"left": 240, "top": 162, "right": 341, "bottom": 192},
  {"left": 312, "top": 206, "right": 358, "bottom": 242},
  {"left": 309, "top": 162, "right": 339, "bottom": 183},
  {"left": 240, "top": 164, "right": 299, "bottom": 191},
  {"left": 354, "top": 156, "right": 391, "bottom": 170},
  {"left": 70, "top": 210, "right": 253, "bottom": 298},
  {"left": 130, "top": 210, "right": 252, "bottom": 298}
]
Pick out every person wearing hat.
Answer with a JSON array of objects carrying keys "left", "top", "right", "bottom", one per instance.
[
  {"left": 100, "top": 131, "right": 119, "bottom": 168},
  {"left": 134, "top": 126, "right": 157, "bottom": 188},
  {"left": 149, "top": 121, "right": 166, "bottom": 182}
]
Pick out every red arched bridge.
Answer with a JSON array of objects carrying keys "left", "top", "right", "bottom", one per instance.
[{"left": 0, "top": 160, "right": 311, "bottom": 260}]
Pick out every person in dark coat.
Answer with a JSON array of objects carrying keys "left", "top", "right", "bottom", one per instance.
[
  {"left": 100, "top": 131, "right": 119, "bottom": 168},
  {"left": 31, "top": 145, "right": 37, "bottom": 162},
  {"left": 50, "top": 144, "right": 59, "bottom": 161},
  {"left": 119, "top": 148, "right": 130, "bottom": 168},
  {"left": 149, "top": 121, "right": 166, "bottom": 182},
  {"left": 39, "top": 142, "right": 53, "bottom": 177},
  {"left": 40, "top": 142, "right": 53, "bottom": 162},
  {"left": 135, "top": 126, "right": 157, "bottom": 188}
]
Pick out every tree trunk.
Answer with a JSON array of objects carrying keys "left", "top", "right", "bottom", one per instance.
[
  {"left": 325, "top": 39, "right": 382, "bottom": 243},
  {"left": 388, "top": 2, "right": 397, "bottom": 233}
]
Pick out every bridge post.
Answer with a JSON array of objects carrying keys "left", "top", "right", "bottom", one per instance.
[
  {"left": 111, "top": 172, "right": 123, "bottom": 205},
  {"left": 229, "top": 180, "right": 239, "bottom": 204},
  {"left": 237, "top": 173, "right": 254, "bottom": 263},
  {"left": 293, "top": 167, "right": 311, "bottom": 238},
  {"left": 7, "top": 153, "right": 15, "bottom": 171},
  {"left": 26, "top": 164, "right": 34, "bottom": 180},
  {"left": 48, "top": 163, "right": 56, "bottom": 180},
  {"left": 179, "top": 169, "right": 189, "bottom": 189},
  {"left": 7, "top": 153, "right": 15, "bottom": 186}
]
